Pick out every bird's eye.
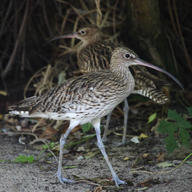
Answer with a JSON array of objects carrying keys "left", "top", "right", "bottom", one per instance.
[
  {"left": 124, "top": 53, "right": 131, "bottom": 59},
  {"left": 80, "top": 30, "right": 86, "bottom": 35}
]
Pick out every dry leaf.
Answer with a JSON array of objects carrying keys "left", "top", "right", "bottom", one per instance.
[
  {"left": 94, "top": 186, "right": 102, "bottom": 192},
  {"left": 156, "top": 152, "right": 165, "bottom": 162},
  {"left": 143, "top": 153, "right": 150, "bottom": 158},
  {"left": 39, "top": 127, "right": 57, "bottom": 139}
]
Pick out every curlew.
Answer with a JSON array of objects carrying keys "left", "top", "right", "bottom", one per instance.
[
  {"left": 47, "top": 25, "right": 174, "bottom": 145},
  {"left": 9, "top": 47, "right": 183, "bottom": 187}
]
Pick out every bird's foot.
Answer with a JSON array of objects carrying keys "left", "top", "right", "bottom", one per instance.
[
  {"left": 54, "top": 171, "right": 74, "bottom": 184},
  {"left": 101, "top": 137, "right": 109, "bottom": 143},
  {"left": 102, "top": 134, "right": 108, "bottom": 142},
  {"left": 112, "top": 175, "right": 126, "bottom": 187}
]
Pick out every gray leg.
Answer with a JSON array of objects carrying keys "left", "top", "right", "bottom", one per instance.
[
  {"left": 56, "top": 120, "right": 79, "bottom": 184},
  {"left": 122, "top": 98, "right": 129, "bottom": 145},
  {"left": 92, "top": 118, "right": 126, "bottom": 187},
  {"left": 102, "top": 111, "right": 112, "bottom": 142}
]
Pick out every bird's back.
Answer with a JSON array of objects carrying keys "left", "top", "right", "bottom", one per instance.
[
  {"left": 78, "top": 41, "right": 117, "bottom": 73},
  {"left": 77, "top": 40, "right": 169, "bottom": 104},
  {"left": 9, "top": 70, "right": 134, "bottom": 123}
]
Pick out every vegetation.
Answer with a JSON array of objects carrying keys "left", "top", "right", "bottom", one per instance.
[{"left": 157, "top": 108, "right": 192, "bottom": 153}]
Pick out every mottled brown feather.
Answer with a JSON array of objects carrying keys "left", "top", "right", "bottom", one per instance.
[{"left": 75, "top": 26, "right": 169, "bottom": 104}]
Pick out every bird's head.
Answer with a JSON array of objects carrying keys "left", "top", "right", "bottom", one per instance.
[
  {"left": 111, "top": 47, "right": 184, "bottom": 90},
  {"left": 45, "top": 25, "right": 102, "bottom": 45}
]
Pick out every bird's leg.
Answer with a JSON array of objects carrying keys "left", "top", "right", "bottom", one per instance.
[
  {"left": 56, "top": 121, "right": 79, "bottom": 184},
  {"left": 122, "top": 98, "right": 129, "bottom": 145},
  {"left": 92, "top": 118, "right": 126, "bottom": 187},
  {"left": 102, "top": 111, "right": 112, "bottom": 142}
]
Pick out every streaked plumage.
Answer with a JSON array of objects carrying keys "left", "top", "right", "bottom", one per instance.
[
  {"left": 76, "top": 26, "right": 170, "bottom": 103},
  {"left": 10, "top": 69, "right": 134, "bottom": 121},
  {"left": 48, "top": 25, "right": 170, "bottom": 145},
  {"left": 9, "top": 47, "right": 183, "bottom": 187}
]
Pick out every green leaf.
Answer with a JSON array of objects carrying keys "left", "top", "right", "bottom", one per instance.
[
  {"left": 157, "top": 120, "right": 178, "bottom": 134},
  {"left": 27, "top": 156, "right": 35, "bottom": 163},
  {"left": 43, "top": 142, "right": 56, "bottom": 150},
  {"left": 158, "top": 109, "right": 192, "bottom": 153},
  {"left": 15, "top": 155, "right": 28, "bottom": 163},
  {"left": 43, "top": 144, "right": 49, "bottom": 149},
  {"left": 178, "top": 118, "right": 192, "bottom": 129},
  {"left": 15, "top": 155, "right": 35, "bottom": 163},
  {"left": 81, "top": 122, "right": 93, "bottom": 133},
  {"left": 49, "top": 142, "right": 56, "bottom": 149},
  {"left": 164, "top": 134, "right": 178, "bottom": 153},
  {"left": 179, "top": 129, "right": 190, "bottom": 148},
  {"left": 168, "top": 109, "right": 182, "bottom": 122},
  {"left": 134, "top": 187, "right": 148, "bottom": 191},
  {"left": 63, "top": 166, "right": 78, "bottom": 169},
  {"left": 186, "top": 161, "right": 192, "bottom": 165},
  {"left": 187, "top": 107, "right": 192, "bottom": 116},
  {"left": 148, "top": 113, "right": 156, "bottom": 123}
]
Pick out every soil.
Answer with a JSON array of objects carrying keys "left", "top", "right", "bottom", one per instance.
[{"left": 0, "top": 129, "right": 192, "bottom": 192}]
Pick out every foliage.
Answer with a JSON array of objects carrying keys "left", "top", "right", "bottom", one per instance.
[
  {"left": 81, "top": 123, "right": 93, "bottom": 133},
  {"left": 148, "top": 112, "right": 157, "bottom": 123},
  {"left": 42, "top": 142, "right": 56, "bottom": 150},
  {"left": 15, "top": 155, "right": 35, "bottom": 163},
  {"left": 157, "top": 108, "right": 192, "bottom": 154}
]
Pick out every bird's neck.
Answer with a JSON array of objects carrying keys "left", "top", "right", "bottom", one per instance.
[
  {"left": 77, "top": 38, "right": 102, "bottom": 56},
  {"left": 111, "top": 63, "right": 135, "bottom": 90}
]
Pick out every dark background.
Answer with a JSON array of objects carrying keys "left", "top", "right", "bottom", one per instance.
[{"left": 0, "top": 0, "right": 192, "bottom": 113}]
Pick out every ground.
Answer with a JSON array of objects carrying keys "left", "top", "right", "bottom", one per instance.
[{"left": 0, "top": 130, "right": 192, "bottom": 192}]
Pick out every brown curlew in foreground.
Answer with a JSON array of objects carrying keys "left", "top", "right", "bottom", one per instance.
[
  {"left": 9, "top": 47, "right": 183, "bottom": 187},
  {"left": 47, "top": 25, "right": 175, "bottom": 145}
]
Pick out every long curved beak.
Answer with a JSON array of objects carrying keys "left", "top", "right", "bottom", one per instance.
[
  {"left": 44, "top": 32, "right": 78, "bottom": 46},
  {"left": 133, "top": 58, "right": 184, "bottom": 90}
]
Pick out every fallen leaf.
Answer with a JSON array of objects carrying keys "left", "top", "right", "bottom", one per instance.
[
  {"left": 73, "top": 131, "right": 82, "bottom": 139},
  {"left": 77, "top": 156, "right": 84, "bottom": 160},
  {"left": 84, "top": 151, "right": 100, "bottom": 159},
  {"left": 39, "top": 127, "right": 57, "bottom": 139},
  {"left": 148, "top": 113, "right": 156, "bottom": 123},
  {"left": 94, "top": 186, "right": 102, "bottom": 192},
  {"left": 143, "top": 153, "right": 150, "bottom": 158},
  {"left": 138, "top": 133, "right": 148, "bottom": 139},
  {"left": 0, "top": 90, "right": 7, "bottom": 96},
  {"left": 156, "top": 152, "right": 165, "bottom": 162},
  {"left": 157, "top": 162, "right": 175, "bottom": 168},
  {"left": 186, "top": 161, "right": 192, "bottom": 165},
  {"left": 77, "top": 146, "right": 85, "bottom": 152},
  {"left": 131, "top": 136, "right": 139, "bottom": 143},
  {"left": 137, "top": 178, "right": 152, "bottom": 188}
]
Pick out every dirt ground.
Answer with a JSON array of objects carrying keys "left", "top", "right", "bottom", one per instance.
[{"left": 0, "top": 130, "right": 192, "bottom": 192}]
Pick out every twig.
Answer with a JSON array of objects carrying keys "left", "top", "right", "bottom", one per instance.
[
  {"left": 129, "top": 152, "right": 192, "bottom": 175},
  {"left": 167, "top": 0, "right": 178, "bottom": 35},
  {"left": 32, "top": 118, "right": 45, "bottom": 133},
  {"left": 173, "top": 0, "right": 192, "bottom": 73},
  {"left": 24, "top": 66, "right": 48, "bottom": 98},
  {"left": 95, "top": 0, "right": 102, "bottom": 26},
  {"left": 0, "top": 0, "right": 13, "bottom": 38},
  {"left": 42, "top": 0, "right": 52, "bottom": 37},
  {"left": 3, "top": 0, "right": 29, "bottom": 78}
]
